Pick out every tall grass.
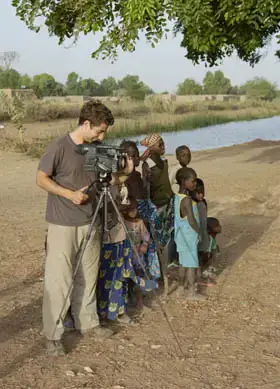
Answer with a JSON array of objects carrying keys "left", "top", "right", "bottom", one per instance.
[
  {"left": 1, "top": 97, "right": 279, "bottom": 123},
  {"left": 107, "top": 106, "right": 280, "bottom": 138},
  {"left": 1, "top": 97, "right": 280, "bottom": 158}
]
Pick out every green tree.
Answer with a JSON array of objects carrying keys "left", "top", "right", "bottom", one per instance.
[
  {"left": 177, "top": 78, "right": 202, "bottom": 95},
  {"left": 20, "top": 74, "right": 32, "bottom": 88},
  {"left": 0, "top": 68, "right": 21, "bottom": 89},
  {"left": 203, "top": 71, "right": 232, "bottom": 94},
  {"left": 53, "top": 82, "right": 66, "bottom": 96},
  {"left": 32, "top": 73, "right": 64, "bottom": 97},
  {"left": 228, "top": 85, "right": 241, "bottom": 95},
  {"left": 99, "top": 77, "right": 118, "bottom": 96},
  {"left": 66, "top": 72, "right": 80, "bottom": 95},
  {"left": 241, "top": 78, "right": 277, "bottom": 101},
  {"left": 12, "top": 0, "right": 280, "bottom": 65},
  {"left": 78, "top": 78, "right": 100, "bottom": 96},
  {"left": 119, "top": 75, "right": 153, "bottom": 100}
]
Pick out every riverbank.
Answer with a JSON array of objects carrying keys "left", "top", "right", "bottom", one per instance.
[
  {"left": 2, "top": 99, "right": 280, "bottom": 142},
  {"left": 1, "top": 99, "right": 280, "bottom": 158},
  {"left": 1, "top": 140, "right": 280, "bottom": 388}
]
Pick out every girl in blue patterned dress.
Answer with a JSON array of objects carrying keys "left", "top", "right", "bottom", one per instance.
[
  {"left": 120, "top": 140, "right": 161, "bottom": 279},
  {"left": 174, "top": 167, "right": 206, "bottom": 301},
  {"left": 97, "top": 187, "right": 157, "bottom": 324}
]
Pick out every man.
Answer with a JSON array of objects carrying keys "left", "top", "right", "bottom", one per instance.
[{"left": 37, "top": 100, "right": 133, "bottom": 356}]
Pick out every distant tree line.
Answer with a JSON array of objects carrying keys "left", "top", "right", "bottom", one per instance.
[
  {"left": 0, "top": 65, "right": 278, "bottom": 102},
  {"left": 177, "top": 71, "right": 278, "bottom": 101},
  {"left": 0, "top": 65, "right": 154, "bottom": 100}
]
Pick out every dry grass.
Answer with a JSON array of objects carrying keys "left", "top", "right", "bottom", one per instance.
[
  {"left": 1, "top": 98, "right": 280, "bottom": 158},
  {"left": 1, "top": 97, "right": 279, "bottom": 123}
]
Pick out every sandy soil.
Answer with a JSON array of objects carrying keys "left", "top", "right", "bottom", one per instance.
[{"left": 1, "top": 139, "right": 280, "bottom": 389}]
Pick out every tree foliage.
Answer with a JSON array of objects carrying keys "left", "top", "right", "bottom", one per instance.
[
  {"left": 66, "top": 72, "right": 80, "bottom": 95},
  {"left": 241, "top": 78, "right": 277, "bottom": 101},
  {"left": 32, "top": 73, "right": 65, "bottom": 97},
  {"left": 118, "top": 75, "right": 153, "bottom": 100},
  {"left": 177, "top": 78, "right": 202, "bottom": 95},
  {"left": 11, "top": 0, "right": 280, "bottom": 65},
  {"left": 0, "top": 68, "right": 21, "bottom": 89},
  {"left": 177, "top": 71, "right": 235, "bottom": 95},
  {"left": 99, "top": 77, "right": 118, "bottom": 96},
  {"left": 203, "top": 71, "right": 232, "bottom": 94},
  {"left": 0, "top": 65, "right": 154, "bottom": 99}
]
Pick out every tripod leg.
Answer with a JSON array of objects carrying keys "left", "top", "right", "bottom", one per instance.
[
  {"left": 159, "top": 243, "right": 169, "bottom": 299},
  {"left": 108, "top": 191, "right": 185, "bottom": 357},
  {"left": 50, "top": 191, "right": 105, "bottom": 341}
]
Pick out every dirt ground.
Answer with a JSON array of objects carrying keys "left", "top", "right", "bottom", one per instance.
[{"left": 1, "top": 138, "right": 280, "bottom": 389}]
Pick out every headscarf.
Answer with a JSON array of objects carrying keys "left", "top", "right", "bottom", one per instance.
[
  {"left": 140, "top": 133, "right": 163, "bottom": 161},
  {"left": 140, "top": 133, "right": 162, "bottom": 149}
]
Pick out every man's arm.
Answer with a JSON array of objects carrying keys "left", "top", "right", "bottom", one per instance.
[
  {"left": 36, "top": 170, "right": 88, "bottom": 205},
  {"left": 181, "top": 197, "right": 200, "bottom": 234}
]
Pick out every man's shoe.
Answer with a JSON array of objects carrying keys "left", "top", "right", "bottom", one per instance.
[{"left": 46, "top": 340, "right": 66, "bottom": 356}]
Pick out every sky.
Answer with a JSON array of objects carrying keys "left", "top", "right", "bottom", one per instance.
[{"left": 1, "top": 0, "right": 280, "bottom": 92}]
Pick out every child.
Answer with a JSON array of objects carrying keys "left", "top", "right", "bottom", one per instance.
[
  {"left": 191, "top": 179, "right": 209, "bottom": 265},
  {"left": 169, "top": 145, "right": 191, "bottom": 194},
  {"left": 122, "top": 199, "right": 151, "bottom": 309},
  {"left": 174, "top": 167, "right": 206, "bottom": 300},
  {"left": 98, "top": 188, "right": 157, "bottom": 324},
  {"left": 140, "top": 134, "right": 174, "bottom": 295},
  {"left": 139, "top": 134, "right": 174, "bottom": 246},
  {"left": 140, "top": 134, "right": 173, "bottom": 209},
  {"left": 168, "top": 145, "right": 192, "bottom": 267},
  {"left": 120, "top": 140, "right": 147, "bottom": 200},
  {"left": 120, "top": 140, "right": 161, "bottom": 280},
  {"left": 207, "top": 217, "right": 222, "bottom": 267}
]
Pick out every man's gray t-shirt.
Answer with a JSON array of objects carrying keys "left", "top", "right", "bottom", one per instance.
[{"left": 38, "top": 134, "right": 97, "bottom": 226}]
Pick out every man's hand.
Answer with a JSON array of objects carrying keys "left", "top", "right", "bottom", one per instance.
[{"left": 70, "top": 186, "right": 89, "bottom": 205}]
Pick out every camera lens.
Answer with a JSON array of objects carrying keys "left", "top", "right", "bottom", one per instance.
[{"left": 117, "top": 155, "right": 127, "bottom": 170}]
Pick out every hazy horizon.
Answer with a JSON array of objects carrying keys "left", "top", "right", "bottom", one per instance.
[{"left": 1, "top": 0, "right": 280, "bottom": 92}]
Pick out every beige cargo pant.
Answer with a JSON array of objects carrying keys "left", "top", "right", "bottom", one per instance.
[{"left": 43, "top": 223, "right": 100, "bottom": 340}]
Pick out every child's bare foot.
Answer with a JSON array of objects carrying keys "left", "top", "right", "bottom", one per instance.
[
  {"left": 117, "top": 314, "right": 133, "bottom": 325},
  {"left": 176, "top": 285, "right": 185, "bottom": 297},
  {"left": 136, "top": 299, "right": 144, "bottom": 310},
  {"left": 199, "top": 278, "right": 217, "bottom": 287}
]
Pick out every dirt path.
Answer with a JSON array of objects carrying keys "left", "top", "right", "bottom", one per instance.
[{"left": 1, "top": 141, "right": 280, "bottom": 389}]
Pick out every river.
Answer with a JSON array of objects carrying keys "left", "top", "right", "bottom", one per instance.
[{"left": 130, "top": 115, "right": 280, "bottom": 154}]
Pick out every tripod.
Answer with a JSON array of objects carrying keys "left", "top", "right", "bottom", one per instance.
[{"left": 51, "top": 173, "right": 184, "bottom": 356}]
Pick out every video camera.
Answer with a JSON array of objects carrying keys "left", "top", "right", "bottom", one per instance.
[{"left": 75, "top": 142, "right": 126, "bottom": 175}]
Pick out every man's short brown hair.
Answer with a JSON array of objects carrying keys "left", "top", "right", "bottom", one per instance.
[{"left": 78, "top": 99, "right": 114, "bottom": 127}]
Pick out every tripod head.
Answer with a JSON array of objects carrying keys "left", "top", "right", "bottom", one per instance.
[{"left": 96, "top": 172, "right": 112, "bottom": 188}]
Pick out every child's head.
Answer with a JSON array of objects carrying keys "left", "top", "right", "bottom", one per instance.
[
  {"left": 140, "top": 133, "right": 165, "bottom": 156},
  {"left": 207, "top": 217, "right": 222, "bottom": 236},
  {"left": 192, "top": 178, "right": 205, "bottom": 202},
  {"left": 120, "top": 140, "right": 140, "bottom": 168},
  {"left": 176, "top": 145, "right": 191, "bottom": 167},
  {"left": 176, "top": 167, "right": 197, "bottom": 192}
]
